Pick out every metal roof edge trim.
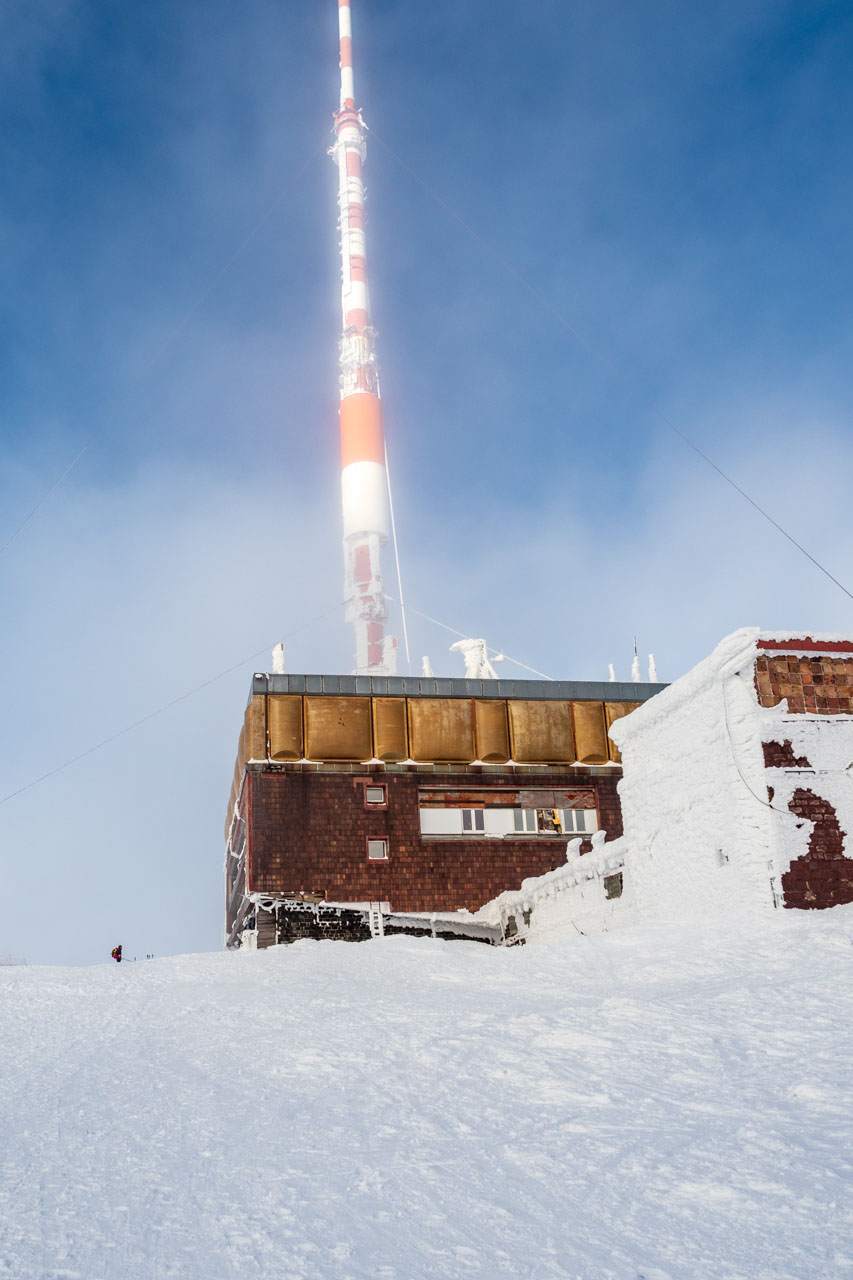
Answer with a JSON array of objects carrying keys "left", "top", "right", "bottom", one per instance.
[{"left": 249, "top": 673, "right": 668, "bottom": 702}]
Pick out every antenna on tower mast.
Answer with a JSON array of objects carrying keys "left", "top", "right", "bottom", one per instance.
[{"left": 331, "top": 0, "right": 397, "bottom": 675}]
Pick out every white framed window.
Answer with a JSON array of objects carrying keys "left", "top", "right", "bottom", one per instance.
[
  {"left": 418, "top": 806, "right": 593, "bottom": 838},
  {"left": 512, "top": 808, "right": 538, "bottom": 833},
  {"left": 560, "top": 809, "right": 596, "bottom": 834},
  {"left": 367, "top": 838, "right": 389, "bottom": 861},
  {"left": 419, "top": 808, "right": 514, "bottom": 836},
  {"left": 509, "top": 808, "right": 596, "bottom": 835},
  {"left": 365, "top": 784, "right": 387, "bottom": 807}
]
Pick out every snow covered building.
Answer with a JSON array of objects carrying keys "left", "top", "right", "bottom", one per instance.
[
  {"left": 481, "top": 629, "right": 853, "bottom": 944},
  {"left": 223, "top": 673, "right": 664, "bottom": 947},
  {"left": 615, "top": 628, "right": 853, "bottom": 915}
]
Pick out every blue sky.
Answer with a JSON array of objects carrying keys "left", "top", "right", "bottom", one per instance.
[{"left": 1, "top": 0, "right": 852, "bottom": 963}]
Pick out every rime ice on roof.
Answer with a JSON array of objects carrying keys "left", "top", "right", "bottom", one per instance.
[{"left": 475, "top": 628, "right": 853, "bottom": 942}]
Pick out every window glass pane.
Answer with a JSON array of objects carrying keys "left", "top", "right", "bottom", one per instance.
[
  {"left": 515, "top": 808, "right": 537, "bottom": 833},
  {"left": 365, "top": 786, "right": 386, "bottom": 805},
  {"left": 537, "top": 808, "right": 562, "bottom": 833},
  {"left": 368, "top": 839, "right": 388, "bottom": 860},
  {"left": 561, "top": 809, "right": 596, "bottom": 833}
]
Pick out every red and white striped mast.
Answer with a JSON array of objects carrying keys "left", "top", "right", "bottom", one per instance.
[{"left": 332, "top": 0, "right": 397, "bottom": 675}]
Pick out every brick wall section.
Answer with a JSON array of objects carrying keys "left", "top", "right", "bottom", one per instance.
[
  {"left": 782, "top": 788, "right": 853, "bottom": 909},
  {"left": 762, "top": 740, "right": 811, "bottom": 769},
  {"left": 754, "top": 647, "right": 853, "bottom": 910},
  {"left": 276, "top": 904, "right": 372, "bottom": 944},
  {"left": 755, "top": 654, "right": 853, "bottom": 714},
  {"left": 246, "top": 768, "right": 623, "bottom": 914}
]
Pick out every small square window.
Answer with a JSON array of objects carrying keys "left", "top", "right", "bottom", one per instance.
[
  {"left": 365, "top": 785, "right": 387, "bottom": 806},
  {"left": 368, "top": 838, "right": 389, "bottom": 861}
]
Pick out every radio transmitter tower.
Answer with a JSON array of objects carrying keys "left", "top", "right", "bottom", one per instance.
[{"left": 332, "top": 0, "right": 397, "bottom": 675}]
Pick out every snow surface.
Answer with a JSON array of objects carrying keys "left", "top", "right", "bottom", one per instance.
[{"left": 2, "top": 913, "right": 853, "bottom": 1279}]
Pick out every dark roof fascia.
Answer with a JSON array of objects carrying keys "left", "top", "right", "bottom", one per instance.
[{"left": 249, "top": 673, "right": 668, "bottom": 703}]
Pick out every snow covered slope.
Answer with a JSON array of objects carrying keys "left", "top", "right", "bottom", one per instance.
[{"left": 2, "top": 912, "right": 852, "bottom": 1279}]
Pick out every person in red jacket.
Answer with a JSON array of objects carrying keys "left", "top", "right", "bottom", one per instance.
[{"left": 111, "top": 945, "right": 122, "bottom": 963}]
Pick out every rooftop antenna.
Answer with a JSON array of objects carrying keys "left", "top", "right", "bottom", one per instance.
[
  {"left": 631, "top": 636, "right": 641, "bottom": 683},
  {"left": 332, "top": 0, "right": 397, "bottom": 674}
]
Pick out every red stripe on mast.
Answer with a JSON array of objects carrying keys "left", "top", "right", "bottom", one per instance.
[{"left": 331, "top": 0, "right": 397, "bottom": 675}]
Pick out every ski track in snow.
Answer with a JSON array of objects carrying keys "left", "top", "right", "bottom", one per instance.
[{"left": 1, "top": 911, "right": 852, "bottom": 1279}]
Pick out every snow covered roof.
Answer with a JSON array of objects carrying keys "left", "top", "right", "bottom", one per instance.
[{"left": 610, "top": 627, "right": 853, "bottom": 747}]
